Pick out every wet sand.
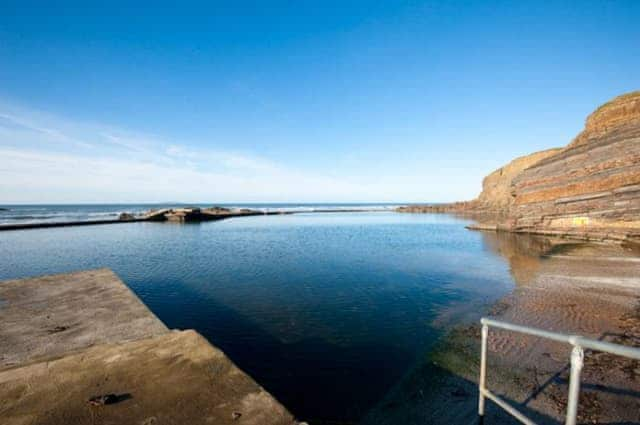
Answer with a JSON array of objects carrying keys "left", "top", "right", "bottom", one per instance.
[{"left": 363, "top": 234, "right": 640, "bottom": 424}]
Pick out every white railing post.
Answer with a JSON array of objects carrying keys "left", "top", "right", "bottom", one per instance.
[
  {"left": 565, "top": 344, "right": 584, "bottom": 425},
  {"left": 477, "top": 318, "right": 640, "bottom": 425},
  {"left": 478, "top": 323, "right": 489, "bottom": 421}
]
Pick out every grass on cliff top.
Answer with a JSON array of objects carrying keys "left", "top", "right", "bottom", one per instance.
[{"left": 593, "top": 90, "right": 640, "bottom": 115}]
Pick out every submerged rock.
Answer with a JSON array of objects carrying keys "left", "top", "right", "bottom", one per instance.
[{"left": 119, "top": 212, "right": 136, "bottom": 221}]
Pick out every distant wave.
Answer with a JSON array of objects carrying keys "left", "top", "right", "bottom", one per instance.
[
  {"left": 0, "top": 210, "right": 127, "bottom": 225},
  {"left": 0, "top": 203, "right": 400, "bottom": 225},
  {"left": 226, "top": 205, "right": 400, "bottom": 213}
]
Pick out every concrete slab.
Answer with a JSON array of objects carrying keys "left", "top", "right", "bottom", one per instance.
[
  {"left": 0, "top": 268, "right": 169, "bottom": 370},
  {"left": 0, "top": 330, "right": 298, "bottom": 425}
]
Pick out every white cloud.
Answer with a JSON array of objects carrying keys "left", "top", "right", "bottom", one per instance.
[
  {"left": 0, "top": 101, "right": 478, "bottom": 204},
  {"left": 0, "top": 146, "right": 383, "bottom": 203},
  {"left": 0, "top": 111, "right": 95, "bottom": 149},
  {"left": 0, "top": 103, "right": 391, "bottom": 203}
]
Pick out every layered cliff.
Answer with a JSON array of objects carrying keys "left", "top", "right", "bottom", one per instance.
[
  {"left": 396, "top": 149, "right": 561, "bottom": 215},
  {"left": 474, "top": 148, "right": 562, "bottom": 212},
  {"left": 400, "top": 90, "right": 640, "bottom": 243},
  {"left": 508, "top": 91, "right": 640, "bottom": 241}
]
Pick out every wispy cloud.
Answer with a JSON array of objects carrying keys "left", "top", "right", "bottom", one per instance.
[
  {"left": 0, "top": 100, "right": 473, "bottom": 203},
  {"left": 0, "top": 111, "right": 95, "bottom": 149},
  {"left": 0, "top": 101, "right": 401, "bottom": 203},
  {"left": 0, "top": 145, "right": 386, "bottom": 203}
]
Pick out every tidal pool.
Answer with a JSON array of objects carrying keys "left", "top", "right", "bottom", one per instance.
[{"left": 0, "top": 211, "right": 517, "bottom": 422}]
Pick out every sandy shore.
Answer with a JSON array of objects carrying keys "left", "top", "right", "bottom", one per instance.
[{"left": 363, "top": 234, "right": 640, "bottom": 424}]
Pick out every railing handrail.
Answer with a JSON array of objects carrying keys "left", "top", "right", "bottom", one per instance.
[
  {"left": 477, "top": 317, "right": 640, "bottom": 425},
  {"left": 480, "top": 318, "right": 640, "bottom": 360}
]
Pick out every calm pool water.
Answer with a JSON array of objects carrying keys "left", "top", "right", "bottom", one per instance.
[{"left": 0, "top": 212, "right": 516, "bottom": 423}]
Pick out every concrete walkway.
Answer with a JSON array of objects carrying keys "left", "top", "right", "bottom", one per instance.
[{"left": 0, "top": 269, "right": 299, "bottom": 425}]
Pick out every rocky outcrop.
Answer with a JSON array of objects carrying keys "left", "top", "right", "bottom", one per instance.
[
  {"left": 400, "top": 91, "right": 640, "bottom": 243},
  {"left": 569, "top": 91, "right": 640, "bottom": 148},
  {"left": 474, "top": 149, "right": 562, "bottom": 212},
  {"left": 141, "top": 206, "right": 261, "bottom": 222},
  {"left": 508, "top": 91, "right": 640, "bottom": 242},
  {"left": 396, "top": 150, "right": 561, "bottom": 216},
  {"left": 118, "top": 212, "right": 136, "bottom": 221},
  {"left": 396, "top": 201, "right": 476, "bottom": 214}
]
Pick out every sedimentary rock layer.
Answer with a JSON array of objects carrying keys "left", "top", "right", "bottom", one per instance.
[
  {"left": 397, "top": 149, "right": 561, "bottom": 215},
  {"left": 474, "top": 148, "right": 562, "bottom": 212},
  {"left": 509, "top": 91, "right": 640, "bottom": 241},
  {"left": 400, "top": 90, "right": 640, "bottom": 243}
]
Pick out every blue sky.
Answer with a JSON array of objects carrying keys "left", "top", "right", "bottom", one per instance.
[{"left": 1, "top": 1, "right": 639, "bottom": 203}]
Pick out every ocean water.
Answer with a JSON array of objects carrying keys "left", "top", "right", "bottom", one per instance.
[
  {"left": 0, "top": 203, "right": 401, "bottom": 225},
  {"left": 0, "top": 210, "right": 516, "bottom": 423}
]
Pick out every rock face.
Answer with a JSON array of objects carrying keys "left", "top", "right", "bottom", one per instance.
[
  {"left": 474, "top": 148, "right": 562, "bottom": 212},
  {"left": 569, "top": 91, "right": 640, "bottom": 148},
  {"left": 508, "top": 91, "right": 640, "bottom": 241},
  {"left": 119, "top": 212, "right": 136, "bottom": 221},
  {"left": 397, "top": 148, "right": 561, "bottom": 215},
  {"left": 396, "top": 201, "right": 475, "bottom": 214},
  {"left": 400, "top": 91, "right": 640, "bottom": 243},
  {"left": 396, "top": 150, "right": 563, "bottom": 217}
]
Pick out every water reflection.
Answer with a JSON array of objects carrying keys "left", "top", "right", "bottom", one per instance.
[{"left": 480, "top": 232, "right": 556, "bottom": 285}]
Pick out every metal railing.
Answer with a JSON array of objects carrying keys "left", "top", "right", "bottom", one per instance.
[{"left": 478, "top": 317, "right": 640, "bottom": 425}]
